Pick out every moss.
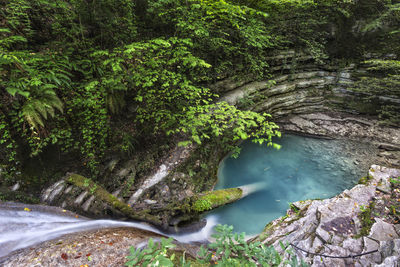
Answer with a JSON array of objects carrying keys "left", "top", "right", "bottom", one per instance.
[
  {"left": 193, "top": 198, "right": 213, "bottom": 212},
  {"left": 289, "top": 203, "right": 300, "bottom": 214},
  {"left": 358, "top": 175, "right": 372, "bottom": 185},
  {"left": 67, "top": 173, "right": 162, "bottom": 226},
  {"left": 257, "top": 222, "right": 277, "bottom": 242},
  {"left": 192, "top": 188, "right": 243, "bottom": 212},
  {"left": 355, "top": 202, "right": 375, "bottom": 238}
]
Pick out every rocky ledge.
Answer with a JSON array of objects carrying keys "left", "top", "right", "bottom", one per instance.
[
  {"left": 279, "top": 112, "right": 400, "bottom": 168},
  {"left": 255, "top": 165, "right": 400, "bottom": 267}
]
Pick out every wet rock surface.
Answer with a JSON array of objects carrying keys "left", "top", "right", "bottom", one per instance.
[
  {"left": 256, "top": 165, "right": 400, "bottom": 266},
  {"left": 279, "top": 113, "right": 399, "bottom": 148}
]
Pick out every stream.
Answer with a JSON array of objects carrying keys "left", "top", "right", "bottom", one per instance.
[{"left": 0, "top": 202, "right": 217, "bottom": 259}]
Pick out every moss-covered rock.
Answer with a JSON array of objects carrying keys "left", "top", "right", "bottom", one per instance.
[{"left": 358, "top": 175, "right": 372, "bottom": 185}]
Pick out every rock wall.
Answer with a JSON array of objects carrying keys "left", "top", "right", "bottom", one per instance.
[
  {"left": 40, "top": 144, "right": 193, "bottom": 221},
  {"left": 215, "top": 50, "right": 399, "bottom": 119},
  {"left": 214, "top": 50, "right": 355, "bottom": 117},
  {"left": 255, "top": 165, "right": 400, "bottom": 267},
  {"left": 215, "top": 50, "right": 400, "bottom": 168}
]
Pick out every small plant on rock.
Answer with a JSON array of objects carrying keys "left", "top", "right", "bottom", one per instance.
[
  {"left": 125, "top": 237, "right": 176, "bottom": 267},
  {"left": 197, "top": 224, "right": 307, "bottom": 267}
]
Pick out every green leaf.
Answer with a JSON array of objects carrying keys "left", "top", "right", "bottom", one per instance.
[
  {"left": 6, "top": 87, "right": 18, "bottom": 96},
  {"left": 156, "top": 256, "right": 173, "bottom": 267},
  {"left": 18, "top": 90, "right": 30, "bottom": 98}
]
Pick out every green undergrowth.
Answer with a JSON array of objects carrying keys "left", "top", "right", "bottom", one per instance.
[
  {"left": 126, "top": 224, "right": 308, "bottom": 267},
  {"left": 1, "top": 0, "right": 283, "bottom": 181}
]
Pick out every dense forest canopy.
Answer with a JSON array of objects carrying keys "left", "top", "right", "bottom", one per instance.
[{"left": 0, "top": 0, "right": 399, "bottom": 182}]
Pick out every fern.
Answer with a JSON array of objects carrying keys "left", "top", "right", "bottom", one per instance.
[
  {"left": 21, "top": 89, "right": 63, "bottom": 129},
  {"left": 362, "top": 3, "right": 400, "bottom": 33}
]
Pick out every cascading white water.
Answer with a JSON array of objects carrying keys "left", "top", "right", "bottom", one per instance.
[{"left": 0, "top": 203, "right": 218, "bottom": 259}]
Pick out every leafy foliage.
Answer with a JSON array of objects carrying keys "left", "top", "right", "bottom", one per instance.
[
  {"left": 0, "top": 0, "right": 398, "bottom": 180},
  {"left": 126, "top": 224, "right": 308, "bottom": 266},
  {"left": 0, "top": 0, "right": 283, "bottom": 178},
  {"left": 125, "top": 238, "right": 176, "bottom": 267},
  {"left": 173, "top": 102, "right": 281, "bottom": 154},
  {"left": 145, "top": 0, "right": 276, "bottom": 80},
  {"left": 198, "top": 224, "right": 307, "bottom": 266}
]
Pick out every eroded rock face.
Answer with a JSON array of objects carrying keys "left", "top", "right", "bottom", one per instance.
[
  {"left": 216, "top": 51, "right": 400, "bottom": 169},
  {"left": 256, "top": 165, "right": 400, "bottom": 266},
  {"left": 215, "top": 51, "right": 354, "bottom": 118},
  {"left": 40, "top": 144, "right": 195, "bottom": 224},
  {"left": 279, "top": 113, "right": 400, "bottom": 147}
]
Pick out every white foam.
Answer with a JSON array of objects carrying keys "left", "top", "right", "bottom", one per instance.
[
  {"left": 0, "top": 208, "right": 217, "bottom": 259},
  {"left": 172, "top": 215, "right": 218, "bottom": 243}
]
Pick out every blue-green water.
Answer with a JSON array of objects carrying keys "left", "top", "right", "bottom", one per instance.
[{"left": 208, "top": 134, "right": 373, "bottom": 235}]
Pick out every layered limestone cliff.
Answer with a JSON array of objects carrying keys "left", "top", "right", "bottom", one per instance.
[
  {"left": 215, "top": 51, "right": 400, "bottom": 167},
  {"left": 215, "top": 50, "right": 399, "bottom": 120}
]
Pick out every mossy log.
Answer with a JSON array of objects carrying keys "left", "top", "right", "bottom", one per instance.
[
  {"left": 190, "top": 182, "right": 265, "bottom": 212},
  {"left": 66, "top": 174, "right": 260, "bottom": 229},
  {"left": 191, "top": 188, "right": 243, "bottom": 212},
  {"left": 66, "top": 174, "right": 162, "bottom": 226}
]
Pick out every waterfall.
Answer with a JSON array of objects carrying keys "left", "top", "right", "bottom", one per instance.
[{"left": 0, "top": 202, "right": 217, "bottom": 259}]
